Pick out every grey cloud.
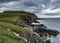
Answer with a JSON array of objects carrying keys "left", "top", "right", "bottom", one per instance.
[
  {"left": 0, "top": 0, "right": 60, "bottom": 18},
  {"left": 0, "top": 0, "right": 51, "bottom": 12},
  {"left": 42, "top": 13, "right": 60, "bottom": 16},
  {"left": 40, "top": 0, "right": 50, "bottom": 6},
  {"left": 23, "top": 1, "right": 37, "bottom": 7},
  {"left": 0, "top": 0, "right": 18, "bottom": 3},
  {"left": 48, "top": 0, "right": 60, "bottom": 9}
]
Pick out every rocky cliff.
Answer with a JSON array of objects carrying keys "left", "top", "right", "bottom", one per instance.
[
  {"left": 0, "top": 11, "right": 43, "bottom": 43},
  {"left": 0, "top": 11, "right": 59, "bottom": 43}
]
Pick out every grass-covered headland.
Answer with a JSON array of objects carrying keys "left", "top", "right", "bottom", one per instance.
[
  {"left": 0, "top": 11, "right": 38, "bottom": 43},
  {"left": 0, "top": 11, "right": 59, "bottom": 43}
]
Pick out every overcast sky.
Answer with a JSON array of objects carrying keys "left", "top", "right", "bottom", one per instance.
[{"left": 0, "top": 0, "right": 60, "bottom": 18}]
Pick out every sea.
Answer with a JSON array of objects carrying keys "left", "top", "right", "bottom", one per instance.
[{"left": 38, "top": 18, "right": 60, "bottom": 43}]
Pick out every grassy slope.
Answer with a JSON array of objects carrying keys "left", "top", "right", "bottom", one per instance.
[
  {"left": 0, "top": 11, "right": 37, "bottom": 23},
  {"left": 0, "top": 11, "right": 37, "bottom": 43},
  {"left": 0, "top": 27, "right": 25, "bottom": 43}
]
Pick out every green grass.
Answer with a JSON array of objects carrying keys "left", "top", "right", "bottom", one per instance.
[
  {"left": 0, "top": 27, "right": 26, "bottom": 43},
  {"left": 0, "top": 27, "right": 17, "bottom": 39},
  {"left": 0, "top": 14, "right": 30, "bottom": 23},
  {"left": 0, "top": 11, "right": 37, "bottom": 43},
  {"left": 0, "top": 21, "right": 29, "bottom": 37},
  {"left": 0, "top": 11, "right": 37, "bottom": 23},
  {"left": 0, "top": 21, "right": 29, "bottom": 43},
  {"left": 0, "top": 16, "right": 19, "bottom": 23}
]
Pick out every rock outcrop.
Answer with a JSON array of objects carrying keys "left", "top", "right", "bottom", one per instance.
[
  {"left": 0, "top": 11, "right": 59, "bottom": 43},
  {"left": 15, "top": 11, "right": 59, "bottom": 43}
]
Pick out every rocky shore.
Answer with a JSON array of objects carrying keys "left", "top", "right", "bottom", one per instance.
[
  {"left": 31, "top": 24, "right": 59, "bottom": 36},
  {"left": 16, "top": 11, "right": 59, "bottom": 43},
  {"left": 0, "top": 11, "right": 59, "bottom": 43}
]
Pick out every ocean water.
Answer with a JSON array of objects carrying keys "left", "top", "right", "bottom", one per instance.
[{"left": 38, "top": 18, "right": 60, "bottom": 43}]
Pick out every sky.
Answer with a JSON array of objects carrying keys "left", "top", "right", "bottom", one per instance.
[{"left": 0, "top": 0, "right": 60, "bottom": 18}]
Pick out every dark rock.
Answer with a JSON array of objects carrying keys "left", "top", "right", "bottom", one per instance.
[
  {"left": 46, "top": 40, "right": 51, "bottom": 43},
  {"left": 15, "top": 11, "right": 59, "bottom": 43},
  {"left": 34, "top": 27, "right": 59, "bottom": 36}
]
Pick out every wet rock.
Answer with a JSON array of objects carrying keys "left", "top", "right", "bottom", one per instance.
[
  {"left": 31, "top": 23, "right": 59, "bottom": 36},
  {"left": 34, "top": 28, "right": 59, "bottom": 36}
]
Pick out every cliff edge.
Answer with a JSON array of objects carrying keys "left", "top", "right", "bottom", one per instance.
[{"left": 0, "top": 11, "right": 59, "bottom": 43}]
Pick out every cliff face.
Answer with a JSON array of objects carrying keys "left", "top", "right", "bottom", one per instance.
[
  {"left": 0, "top": 11, "right": 43, "bottom": 43},
  {"left": 16, "top": 14, "right": 37, "bottom": 26},
  {"left": 0, "top": 11, "right": 59, "bottom": 43}
]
